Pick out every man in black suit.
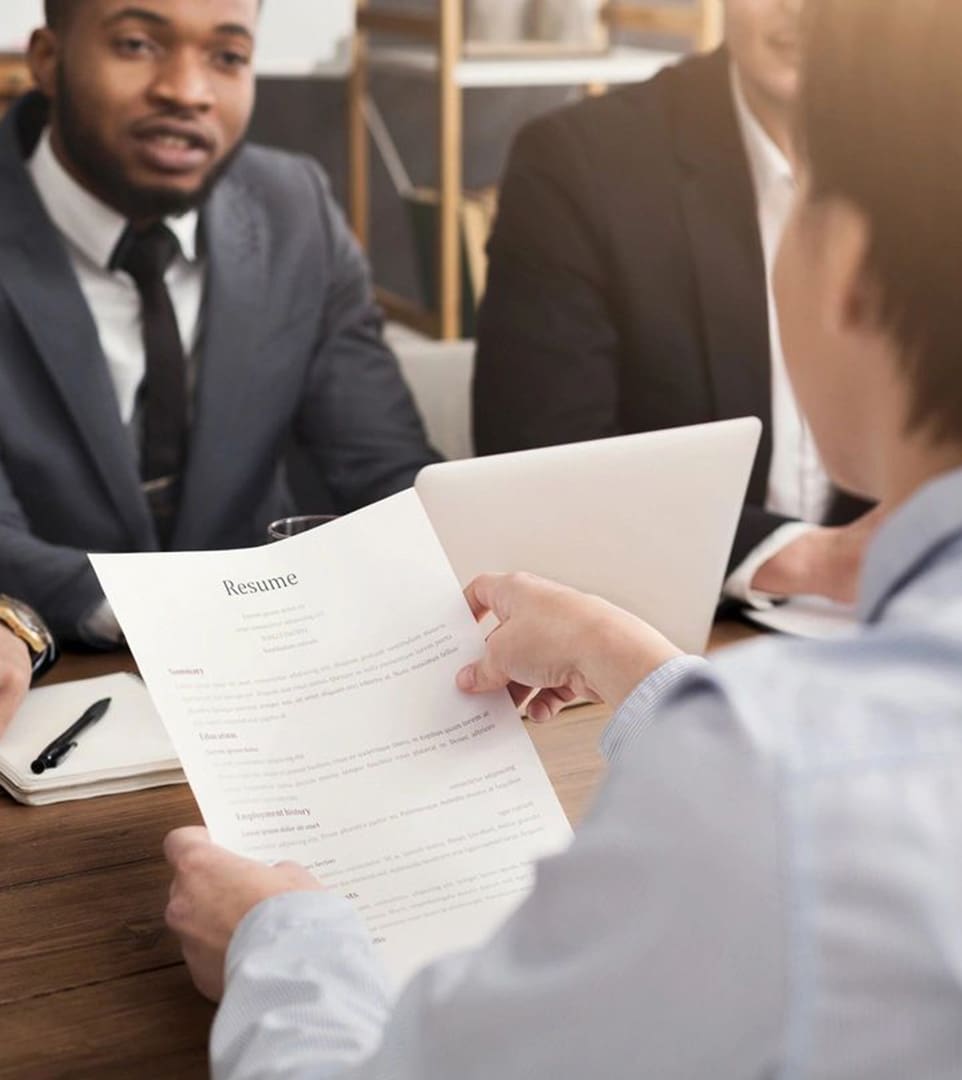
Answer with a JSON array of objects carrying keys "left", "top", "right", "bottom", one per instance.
[{"left": 474, "top": 0, "right": 874, "bottom": 606}]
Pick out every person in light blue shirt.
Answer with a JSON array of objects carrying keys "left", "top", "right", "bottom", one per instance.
[{"left": 162, "top": 0, "right": 962, "bottom": 1076}]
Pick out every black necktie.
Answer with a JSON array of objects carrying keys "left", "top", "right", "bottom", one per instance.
[{"left": 114, "top": 223, "right": 187, "bottom": 548}]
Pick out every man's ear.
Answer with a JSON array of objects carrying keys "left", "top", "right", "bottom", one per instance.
[
  {"left": 820, "top": 197, "right": 875, "bottom": 338},
  {"left": 27, "top": 28, "right": 60, "bottom": 100}
]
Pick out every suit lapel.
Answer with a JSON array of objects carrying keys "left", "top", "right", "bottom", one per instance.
[
  {"left": 0, "top": 99, "right": 154, "bottom": 546},
  {"left": 174, "top": 166, "right": 270, "bottom": 547},
  {"left": 671, "top": 51, "right": 773, "bottom": 504}
]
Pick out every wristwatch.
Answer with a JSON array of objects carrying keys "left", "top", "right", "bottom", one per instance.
[{"left": 0, "top": 596, "right": 57, "bottom": 680}]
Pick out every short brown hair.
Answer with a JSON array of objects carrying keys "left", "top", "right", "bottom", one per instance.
[{"left": 799, "top": 0, "right": 962, "bottom": 444}]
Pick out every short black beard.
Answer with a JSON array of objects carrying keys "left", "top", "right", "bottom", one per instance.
[{"left": 54, "top": 63, "right": 246, "bottom": 222}]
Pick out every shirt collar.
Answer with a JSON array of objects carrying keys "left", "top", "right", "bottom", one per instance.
[
  {"left": 858, "top": 466, "right": 962, "bottom": 624},
  {"left": 26, "top": 127, "right": 199, "bottom": 270},
  {"left": 730, "top": 64, "right": 794, "bottom": 197}
]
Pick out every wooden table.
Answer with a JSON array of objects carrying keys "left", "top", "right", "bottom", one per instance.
[{"left": 0, "top": 620, "right": 759, "bottom": 1079}]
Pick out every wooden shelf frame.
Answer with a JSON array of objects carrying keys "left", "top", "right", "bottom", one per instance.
[
  {"left": 0, "top": 53, "right": 33, "bottom": 117},
  {"left": 348, "top": 1, "right": 723, "bottom": 341}
]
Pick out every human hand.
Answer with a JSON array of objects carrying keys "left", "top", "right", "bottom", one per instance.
[
  {"left": 752, "top": 507, "right": 885, "bottom": 604},
  {"left": 456, "top": 572, "right": 682, "bottom": 719},
  {"left": 164, "top": 827, "right": 323, "bottom": 1002},
  {"left": 0, "top": 629, "right": 31, "bottom": 738}
]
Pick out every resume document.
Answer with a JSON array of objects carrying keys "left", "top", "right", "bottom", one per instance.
[{"left": 91, "top": 491, "right": 572, "bottom": 985}]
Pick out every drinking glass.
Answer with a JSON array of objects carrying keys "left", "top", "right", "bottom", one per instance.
[{"left": 266, "top": 515, "right": 338, "bottom": 543}]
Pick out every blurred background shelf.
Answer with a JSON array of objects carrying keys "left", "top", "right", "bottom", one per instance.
[
  {"left": 0, "top": 1, "right": 722, "bottom": 343},
  {"left": 365, "top": 43, "right": 680, "bottom": 87},
  {"left": 349, "top": 1, "right": 723, "bottom": 340}
]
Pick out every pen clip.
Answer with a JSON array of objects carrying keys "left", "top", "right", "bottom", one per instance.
[
  {"left": 46, "top": 740, "right": 78, "bottom": 769},
  {"left": 29, "top": 738, "right": 77, "bottom": 775},
  {"left": 28, "top": 697, "right": 111, "bottom": 776}
]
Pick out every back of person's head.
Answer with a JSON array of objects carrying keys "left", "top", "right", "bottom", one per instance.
[{"left": 798, "top": 0, "right": 962, "bottom": 446}]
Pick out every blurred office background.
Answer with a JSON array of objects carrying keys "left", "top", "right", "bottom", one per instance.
[{"left": 0, "top": 0, "right": 698, "bottom": 308}]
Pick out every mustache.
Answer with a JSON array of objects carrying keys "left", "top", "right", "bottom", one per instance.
[{"left": 130, "top": 115, "right": 217, "bottom": 153}]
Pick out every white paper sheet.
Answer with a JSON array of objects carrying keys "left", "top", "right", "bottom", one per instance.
[{"left": 91, "top": 491, "right": 573, "bottom": 986}]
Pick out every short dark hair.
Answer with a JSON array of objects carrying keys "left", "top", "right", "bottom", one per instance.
[
  {"left": 44, "top": 0, "right": 75, "bottom": 31},
  {"left": 799, "top": 0, "right": 962, "bottom": 445},
  {"left": 45, "top": 0, "right": 263, "bottom": 31}
]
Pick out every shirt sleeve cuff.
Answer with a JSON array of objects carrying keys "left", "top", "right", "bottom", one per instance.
[
  {"left": 214, "top": 891, "right": 393, "bottom": 1080},
  {"left": 600, "top": 655, "right": 711, "bottom": 765},
  {"left": 226, "top": 890, "right": 369, "bottom": 977},
  {"left": 723, "top": 521, "right": 818, "bottom": 610}
]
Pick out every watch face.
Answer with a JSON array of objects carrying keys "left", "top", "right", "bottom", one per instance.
[{"left": 0, "top": 596, "right": 51, "bottom": 658}]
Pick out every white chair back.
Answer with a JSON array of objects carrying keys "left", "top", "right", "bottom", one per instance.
[{"left": 394, "top": 340, "right": 476, "bottom": 462}]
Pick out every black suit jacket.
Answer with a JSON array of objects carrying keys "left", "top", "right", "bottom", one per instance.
[
  {"left": 474, "top": 48, "right": 867, "bottom": 570},
  {"left": 0, "top": 94, "right": 438, "bottom": 641}
]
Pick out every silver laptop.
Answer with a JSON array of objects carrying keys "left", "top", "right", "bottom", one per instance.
[{"left": 415, "top": 418, "right": 761, "bottom": 655}]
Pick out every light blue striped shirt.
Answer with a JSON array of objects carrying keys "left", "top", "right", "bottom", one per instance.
[{"left": 211, "top": 467, "right": 962, "bottom": 1079}]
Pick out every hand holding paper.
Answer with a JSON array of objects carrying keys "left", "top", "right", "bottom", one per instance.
[
  {"left": 92, "top": 491, "right": 573, "bottom": 986},
  {"left": 164, "top": 826, "right": 323, "bottom": 1002},
  {"left": 457, "top": 571, "right": 681, "bottom": 716}
]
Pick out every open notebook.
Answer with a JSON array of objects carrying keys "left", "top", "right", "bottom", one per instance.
[{"left": 0, "top": 672, "right": 183, "bottom": 806}]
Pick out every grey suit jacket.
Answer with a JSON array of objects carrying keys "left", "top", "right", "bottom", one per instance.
[{"left": 0, "top": 94, "right": 438, "bottom": 643}]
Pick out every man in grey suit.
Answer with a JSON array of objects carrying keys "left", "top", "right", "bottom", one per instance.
[{"left": 0, "top": 0, "right": 437, "bottom": 645}]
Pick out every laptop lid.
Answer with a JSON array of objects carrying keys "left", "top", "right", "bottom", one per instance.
[{"left": 415, "top": 418, "right": 761, "bottom": 655}]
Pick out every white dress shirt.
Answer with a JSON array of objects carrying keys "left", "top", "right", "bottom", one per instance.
[
  {"left": 724, "top": 69, "right": 835, "bottom": 605},
  {"left": 26, "top": 129, "right": 205, "bottom": 643},
  {"left": 26, "top": 129, "right": 204, "bottom": 424},
  {"left": 210, "top": 465, "right": 962, "bottom": 1080}
]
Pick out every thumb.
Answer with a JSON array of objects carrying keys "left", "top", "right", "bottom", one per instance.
[
  {"left": 163, "top": 826, "right": 211, "bottom": 865},
  {"left": 456, "top": 651, "right": 509, "bottom": 694}
]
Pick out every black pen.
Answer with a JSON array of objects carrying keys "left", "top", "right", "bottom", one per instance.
[{"left": 30, "top": 697, "right": 112, "bottom": 775}]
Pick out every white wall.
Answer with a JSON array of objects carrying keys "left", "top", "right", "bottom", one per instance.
[
  {"left": 0, "top": 0, "right": 354, "bottom": 76},
  {"left": 251, "top": 0, "right": 354, "bottom": 76},
  {"left": 1, "top": 0, "right": 42, "bottom": 50}
]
